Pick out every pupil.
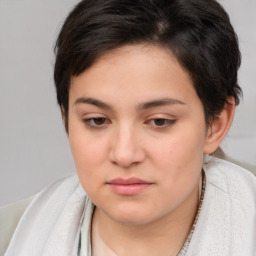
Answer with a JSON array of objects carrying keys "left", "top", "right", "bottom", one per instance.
[
  {"left": 94, "top": 118, "right": 105, "bottom": 125},
  {"left": 155, "top": 119, "right": 165, "bottom": 126}
]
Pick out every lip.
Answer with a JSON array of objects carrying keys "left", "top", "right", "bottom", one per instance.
[{"left": 106, "top": 177, "right": 153, "bottom": 196}]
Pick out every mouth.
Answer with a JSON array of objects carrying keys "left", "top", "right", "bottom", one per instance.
[{"left": 106, "top": 177, "right": 153, "bottom": 196}]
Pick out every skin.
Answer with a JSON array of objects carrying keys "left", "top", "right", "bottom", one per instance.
[{"left": 67, "top": 44, "right": 235, "bottom": 255}]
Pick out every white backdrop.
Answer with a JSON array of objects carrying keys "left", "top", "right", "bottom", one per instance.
[{"left": 0, "top": 0, "right": 255, "bottom": 206}]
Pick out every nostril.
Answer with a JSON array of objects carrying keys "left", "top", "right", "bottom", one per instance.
[
  {"left": 110, "top": 149, "right": 145, "bottom": 168},
  {"left": 111, "top": 160, "right": 119, "bottom": 166},
  {"left": 111, "top": 160, "right": 140, "bottom": 167}
]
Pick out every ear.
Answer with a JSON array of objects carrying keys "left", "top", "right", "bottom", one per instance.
[{"left": 204, "top": 97, "right": 235, "bottom": 154}]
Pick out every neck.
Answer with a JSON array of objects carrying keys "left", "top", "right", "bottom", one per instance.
[{"left": 91, "top": 184, "right": 199, "bottom": 256}]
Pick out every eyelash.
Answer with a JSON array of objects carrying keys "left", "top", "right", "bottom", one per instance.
[
  {"left": 82, "top": 117, "right": 176, "bottom": 129},
  {"left": 147, "top": 118, "right": 176, "bottom": 127},
  {"left": 82, "top": 117, "right": 109, "bottom": 128}
]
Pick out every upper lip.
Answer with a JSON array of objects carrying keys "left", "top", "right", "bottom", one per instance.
[{"left": 107, "top": 177, "right": 152, "bottom": 185}]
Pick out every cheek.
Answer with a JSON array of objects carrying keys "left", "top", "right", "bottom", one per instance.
[
  {"left": 150, "top": 135, "right": 203, "bottom": 206},
  {"left": 71, "top": 140, "right": 101, "bottom": 165},
  {"left": 69, "top": 136, "right": 108, "bottom": 197},
  {"left": 68, "top": 119, "right": 107, "bottom": 163},
  {"left": 150, "top": 132, "right": 205, "bottom": 167},
  {"left": 68, "top": 125, "right": 109, "bottom": 184},
  {"left": 147, "top": 124, "right": 205, "bottom": 190},
  {"left": 70, "top": 136, "right": 108, "bottom": 172}
]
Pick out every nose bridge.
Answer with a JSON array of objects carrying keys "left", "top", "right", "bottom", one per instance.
[
  {"left": 110, "top": 121, "right": 144, "bottom": 167},
  {"left": 117, "top": 122, "right": 135, "bottom": 151}
]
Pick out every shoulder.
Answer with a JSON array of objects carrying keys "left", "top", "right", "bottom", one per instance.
[
  {"left": 0, "top": 175, "right": 82, "bottom": 256},
  {"left": 213, "top": 148, "right": 256, "bottom": 176},
  {"left": 187, "top": 156, "right": 256, "bottom": 254},
  {"left": 204, "top": 156, "right": 256, "bottom": 208},
  {"left": 0, "top": 196, "right": 34, "bottom": 256}
]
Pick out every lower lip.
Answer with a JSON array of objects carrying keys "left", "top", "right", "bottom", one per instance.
[{"left": 108, "top": 183, "right": 152, "bottom": 196}]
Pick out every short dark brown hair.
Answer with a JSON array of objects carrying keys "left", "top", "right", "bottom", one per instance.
[{"left": 54, "top": 0, "right": 242, "bottom": 130}]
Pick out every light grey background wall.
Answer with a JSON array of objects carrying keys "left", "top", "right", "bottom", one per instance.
[{"left": 0, "top": 0, "right": 255, "bottom": 206}]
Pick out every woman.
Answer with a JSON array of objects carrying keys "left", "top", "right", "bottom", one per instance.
[{"left": 3, "top": 0, "right": 256, "bottom": 255}]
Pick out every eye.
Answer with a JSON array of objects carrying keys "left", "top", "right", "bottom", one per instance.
[
  {"left": 149, "top": 118, "right": 176, "bottom": 127},
  {"left": 83, "top": 117, "right": 109, "bottom": 127}
]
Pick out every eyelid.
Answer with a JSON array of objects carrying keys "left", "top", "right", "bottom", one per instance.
[
  {"left": 82, "top": 116, "right": 111, "bottom": 128},
  {"left": 145, "top": 117, "right": 177, "bottom": 128}
]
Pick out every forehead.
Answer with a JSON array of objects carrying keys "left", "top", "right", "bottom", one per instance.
[{"left": 69, "top": 44, "right": 199, "bottom": 107}]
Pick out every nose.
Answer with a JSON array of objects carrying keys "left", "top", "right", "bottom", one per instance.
[{"left": 109, "top": 124, "right": 145, "bottom": 168}]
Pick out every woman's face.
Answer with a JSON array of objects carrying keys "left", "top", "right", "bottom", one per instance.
[{"left": 68, "top": 44, "right": 211, "bottom": 225}]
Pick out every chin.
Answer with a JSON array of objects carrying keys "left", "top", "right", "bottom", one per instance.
[
  {"left": 103, "top": 206, "right": 161, "bottom": 226},
  {"left": 111, "top": 215, "right": 153, "bottom": 226}
]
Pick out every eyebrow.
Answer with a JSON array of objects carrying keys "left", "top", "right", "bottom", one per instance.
[
  {"left": 137, "top": 98, "right": 185, "bottom": 110},
  {"left": 74, "top": 97, "right": 112, "bottom": 109},
  {"left": 73, "top": 97, "right": 185, "bottom": 110}
]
